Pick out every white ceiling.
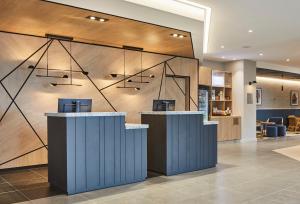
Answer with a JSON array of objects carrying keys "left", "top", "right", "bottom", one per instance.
[
  {"left": 125, "top": 0, "right": 300, "bottom": 68},
  {"left": 189, "top": 0, "right": 300, "bottom": 68}
]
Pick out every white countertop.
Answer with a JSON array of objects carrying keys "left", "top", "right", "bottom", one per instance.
[
  {"left": 141, "top": 111, "right": 205, "bottom": 115},
  {"left": 204, "top": 121, "right": 219, "bottom": 125},
  {"left": 45, "top": 112, "right": 126, "bottom": 117},
  {"left": 125, "top": 123, "right": 149, "bottom": 129}
]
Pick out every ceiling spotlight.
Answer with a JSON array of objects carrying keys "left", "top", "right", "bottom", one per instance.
[
  {"left": 248, "top": 29, "right": 253, "bottom": 33},
  {"left": 88, "top": 16, "right": 97, "bottom": 20},
  {"left": 135, "top": 87, "right": 140, "bottom": 91},
  {"left": 87, "top": 16, "right": 108, "bottom": 22},
  {"left": 28, "top": 65, "right": 35, "bottom": 69},
  {"left": 127, "top": 79, "right": 132, "bottom": 82},
  {"left": 62, "top": 75, "right": 68, "bottom": 79},
  {"left": 259, "top": 53, "right": 264, "bottom": 56},
  {"left": 149, "top": 74, "right": 155, "bottom": 78},
  {"left": 286, "top": 58, "right": 291, "bottom": 62},
  {"left": 171, "top": 34, "right": 186, "bottom": 38},
  {"left": 221, "top": 45, "right": 225, "bottom": 49}
]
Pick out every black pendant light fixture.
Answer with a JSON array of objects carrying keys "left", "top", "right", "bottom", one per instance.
[
  {"left": 34, "top": 38, "right": 69, "bottom": 79},
  {"left": 110, "top": 46, "right": 154, "bottom": 82},
  {"left": 50, "top": 40, "right": 82, "bottom": 87},
  {"left": 117, "top": 49, "right": 140, "bottom": 91}
]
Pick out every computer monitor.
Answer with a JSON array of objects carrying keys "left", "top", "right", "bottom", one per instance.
[
  {"left": 153, "top": 100, "right": 175, "bottom": 111},
  {"left": 58, "top": 99, "right": 92, "bottom": 113}
]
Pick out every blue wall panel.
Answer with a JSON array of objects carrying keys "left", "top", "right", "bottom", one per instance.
[
  {"left": 257, "top": 109, "right": 300, "bottom": 125},
  {"left": 86, "top": 117, "right": 100, "bottom": 191},
  {"left": 48, "top": 115, "right": 147, "bottom": 195},
  {"left": 154, "top": 114, "right": 218, "bottom": 176}
]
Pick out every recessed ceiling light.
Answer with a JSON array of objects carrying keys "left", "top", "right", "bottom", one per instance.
[
  {"left": 259, "top": 53, "right": 263, "bottom": 56},
  {"left": 221, "top": 45, "right": 225, "bottom": 49},
  {"left": 286, "top": 58, "right": 290, "bottom": 62},
  {"left": 171, "top": 33, "right": 186, "bottom": 38},
  {"left": 88, "top": 16, "right": 97, "bottom": 20},
  {"left": 248, "top": 29, "right": 253, "bottom": 33},
  {"left": 87, "top": 16, "right": 108, "bottom": 22}
]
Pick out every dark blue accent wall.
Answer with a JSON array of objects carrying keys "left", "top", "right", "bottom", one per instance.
[
  {"left": 257, "top": 109, "right": 300, "bottom": 125},
  {"left": 48, "top": 116, "right": 147, "bottom": 195}
]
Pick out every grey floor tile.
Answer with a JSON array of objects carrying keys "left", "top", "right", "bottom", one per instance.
[
  {"left": 0, "top": 191, "right": 29, "bottom": 204},
  {"left": 3, "top": 137, "right": 300, "bottom": 203}
]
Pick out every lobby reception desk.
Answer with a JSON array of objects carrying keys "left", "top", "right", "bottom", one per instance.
[
  {"left": 46, "top": 112, "right": 148, "bottom": 195},
  {"left": 141, "top": 111, "right": 218, "bottom": 176}
]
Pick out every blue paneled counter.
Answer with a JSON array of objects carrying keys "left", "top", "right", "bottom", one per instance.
[
  {"left": 46, "top": 112, "right": 148, "bottom": 195},
  {"left": 141, "top": 111, "right": 218, "bottom": 176}
]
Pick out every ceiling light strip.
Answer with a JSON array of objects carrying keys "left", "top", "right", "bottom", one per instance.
[{"left": 175, "top": 0, "right": 211, "bottom": 53}]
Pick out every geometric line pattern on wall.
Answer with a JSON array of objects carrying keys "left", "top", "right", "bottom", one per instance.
[
  {"left": 166, "top": 62, "right": 198, "bottom": 108},
  {"left": 0, "top": 38, "right": 198, "bottom": 167}
]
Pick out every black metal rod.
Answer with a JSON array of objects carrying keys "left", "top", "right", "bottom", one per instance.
[
  {"left": 0, "top": 40, "right": 52, "bottom": 82},
  {"left": 0, "top": 81, "right": 48, "bottom": 150},
  {"left": 158, "top": 63, "right": 166, "bottom": 100},
  {"left": 69, "top": 41, "right": 73, "bottom": 85},
  {"left": 57, "top": 40, "right": 117, "bottom": 112},
  {"left": 29, "top": 67, "right": 83, "bottom": 73},
  {"left": 0, "top": 145, "right": 46, "bottom": 166},
  {"left": 123, "top": 49, "right": 126, "bottom": 88},
  {"left": 46, "top": 38, "right": 49, "bottom": 76},
  {"left": 140, "top": 51, "right": 143, "bottom": 84},
  {"left": 100, "top": 56, "right": 176, "bottom": 91},
  {"left": 0, "top": 40, "right": 53, "bottom": 124},
  {"left": 13, "top": 40, "right": 54, "bottom": 105},
  {"left": 166, "top": 62, "right": 198, "bottom": 108},
  {"left": 0, "top": 41, "right": 53, "bottom": 149}
]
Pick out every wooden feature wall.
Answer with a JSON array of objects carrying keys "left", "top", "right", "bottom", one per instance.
[
  {"left": 0, "top": 32, "right": 198, "bottom": 169},
  {"left": 0, "top": 0, "right": 194, "bottom": 58}
]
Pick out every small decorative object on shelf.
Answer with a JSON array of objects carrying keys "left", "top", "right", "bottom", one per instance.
[
  {"left": 211, "top": 89, "right": 216, "bottom": 100},
  {"left": 209, "top": 70, "right": 233, "bottom": 117}
]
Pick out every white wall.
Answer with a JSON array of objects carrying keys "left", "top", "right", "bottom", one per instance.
[
  {"left": 243, "top": 60, "right": 257, "bottom": 141},
  {"left": 202, "top": 59, "right": 225, "bottom": 71},
  {"left": 48, "top": 0, "right": 204, "bottom": 60},
  {"left": 225, "top": 60, "right": 257, "bottom": 142}
]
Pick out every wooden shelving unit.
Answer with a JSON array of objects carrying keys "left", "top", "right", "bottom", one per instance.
[
  {"left": 210, "top": 71, "right": 232, "bottom": 117},
  {"left": 199, "top": 67, "right": 241, "bottom": 141}
]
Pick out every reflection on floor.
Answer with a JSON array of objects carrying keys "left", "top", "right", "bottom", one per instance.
[{"left": 2, "top": 136, "right": 300, "bottom": 203}]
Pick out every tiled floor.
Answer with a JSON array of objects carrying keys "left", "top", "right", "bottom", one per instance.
[{"left": 2, "top": 136, "right": 300, "bottom": 204}]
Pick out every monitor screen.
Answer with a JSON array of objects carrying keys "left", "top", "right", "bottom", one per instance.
[
  {"left": 58, "top": 99, "right": 92, "bottom": 113},
  {"left": 153, "top": 100, "right": 175, "bottom": 111}
]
